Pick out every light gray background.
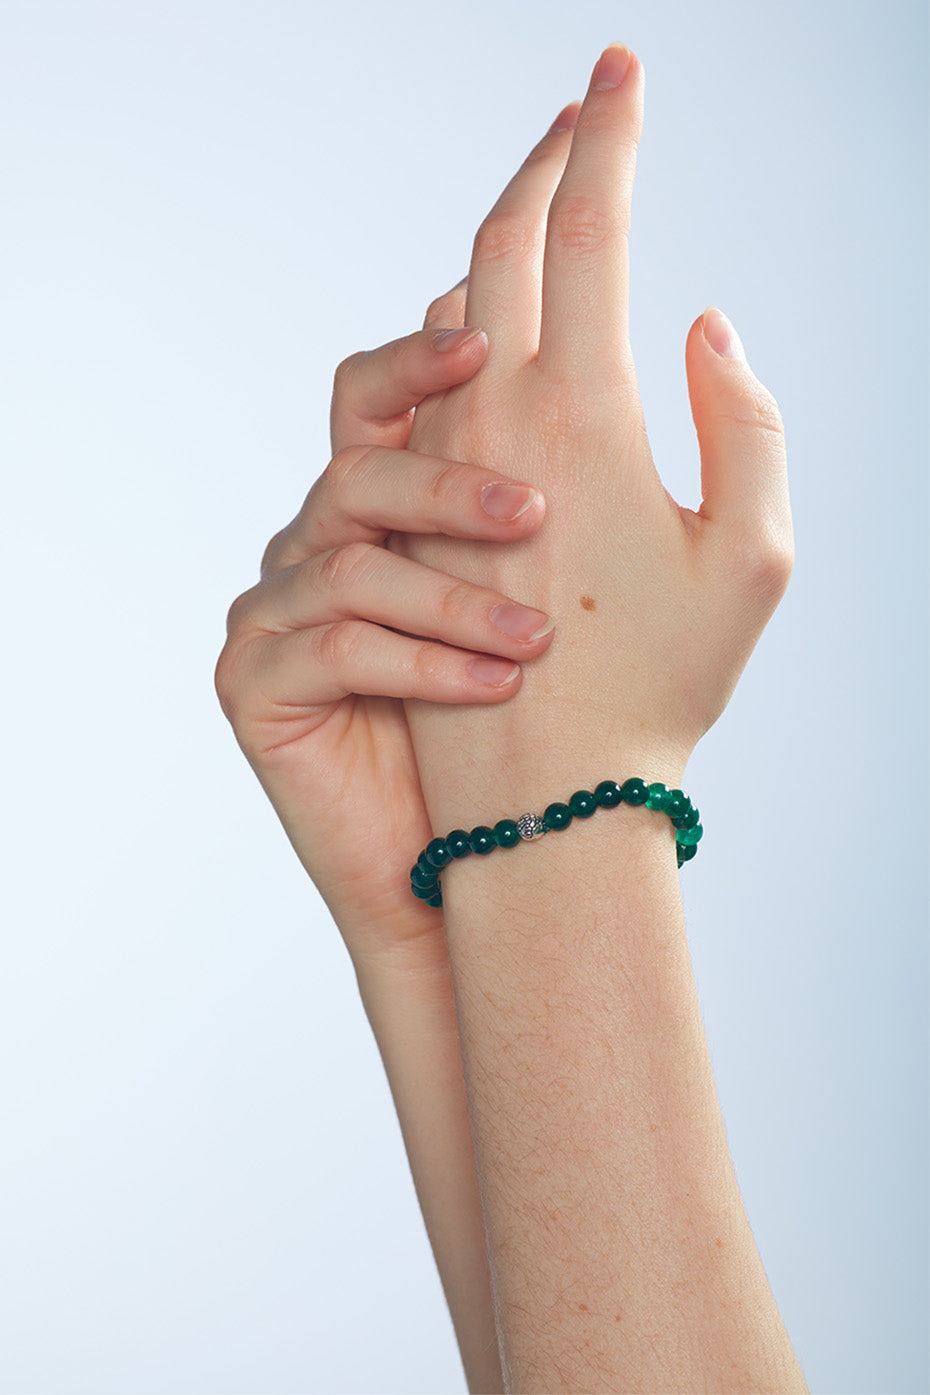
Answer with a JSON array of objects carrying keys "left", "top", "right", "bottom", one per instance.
[{"left": 1, "top": 1, "right": 926, "bottom": 1392}]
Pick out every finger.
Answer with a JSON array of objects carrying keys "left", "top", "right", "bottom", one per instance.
[
  {"left": 234, "top": 542, "right": 556, "bottom": 663},
  {"left": 686, "top": 307, "right": 794, "bottom": 599},
  {"left": 262, "top": 447, "right": 545, "bottom": 573},
  {"left": 537, "top": 44, "right": 644, "bottom": 376},
  {"left": 423, "top": 276, "right": 469, "bottom": 329},
  {"left": 249, "top": 621, "right": 526, "bottom": 709},
  {"left": 464, "top": 103, "right": 581, "bottom": 375},
  {"left": 330, "top": 322, "right": 488, "bottom": 453}
]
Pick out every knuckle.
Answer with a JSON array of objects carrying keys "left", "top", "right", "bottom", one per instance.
[
  {"left": 410, "top": 637, "right": 441, "bottom": 689},
  {"left": 224, "top": 584, "right": 257, "bottom": 638},
  {"left": 260, "top": 522, "right": 301, "bottom": 576},
  {"left": 732, "top": 523, "right": 795, "bottom": 603},
  {"left": 436, "top": 576, "right": 477, "bottom": 628},
  {"left": 723, "top": 385, "right": 785, "bottom": 438},
  {"left": 316, "top": 619, "right": 365, "bottom": 673},
  {"left": 318, "top": 539, "right": 379, "bottom": 595},
  {"left": 472, "top": 211, "right": 533, "bottom": 266},
  {"left": 548, "top": 194, "right": 619, "bottom": 255},
  {"left": 425, "top": 459, "right": 469, "bottom": 509},
  {"left": 425, "top": 292, "right": 456, "bottom": 326},
  {"left": 332, "top": 351, "right": 365, "bottom": 397},
  {"left": 326, "top": 443, "right": 376, "bottom": 491},
  {"left": 424, "top": 277, "right": 467, "bottom": 328},
  {"left": 214, "top": 638, "right": 249, "bottom": 724}
]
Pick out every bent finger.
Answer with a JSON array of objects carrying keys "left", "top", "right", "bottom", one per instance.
[
  {"left": 423, "top": 276, "right": 469, "bottom": 329},
  {"left": 330, "top": 322, "right": 488, "bottom": 453},
  {"left": 236, "top": 543, "right": 556, "bottom": 663},
  {"left": 263, "top": 447, "right": 545, "bottom": 573},
  {"left": 251, "top": 621, "right": 526, "bottom": 708}
]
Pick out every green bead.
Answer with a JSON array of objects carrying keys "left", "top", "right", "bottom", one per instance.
[
  {"left": 411, "top": 863, "right": 438, "bottom": 891},
  {"left": 594, "top": 780, "right": 622, "bottom": 807},
  {"left": 543, "top": 802, "right": 572, "bottom": 830},
  {"left": 620, "top": 778, "right": 648, "bottom": 806},
  {"left": 424, "top": 891, "right": 443, "bottom": 908},
  {"left": 671, "top": 805, "right": 699, "bottom": 831},
  {"left": 569, "top": 790, "right": 597, "bottom": 818},
  {"left": 493, "top": 819, "right": 520, "bottom": 848},
  {"left": 677, "top": 822, "right": 704, "bottom": 847},
  {"left": 411, "top": 879, "right": 439, "bottom": 900},
  {"left": 446, "top": 829, "right": 472, "bottom": 859},
  {"left": 425, "top": 837, "right": 452, "bottom": 869},
  {"left": 417, "top": 851, "right": 435, "bottom": 878},
  {"left": 468, "top": 825, "right": 496, "bottom": 855},
  {"left": 665, "top": 789, "right": 689, "bottom": 819},
  {"left": 645, "top": 782, "right": 671, "bottom": 811},
  {"left": 678, "top": 840, "right": 698, "bottom": 863}
]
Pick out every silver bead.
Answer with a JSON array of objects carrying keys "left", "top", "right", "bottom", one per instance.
[{"left": 516, "top": 812, "right": 546, "bottom": 841}]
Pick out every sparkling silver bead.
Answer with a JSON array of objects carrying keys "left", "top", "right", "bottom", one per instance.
[{"left": 516, "top": 812, "right": 546, "bottom": 841}]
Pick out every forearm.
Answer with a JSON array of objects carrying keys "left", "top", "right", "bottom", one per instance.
[
  {"left": 423, "top": 775, "right": 806, "bottom": 1393},
  {"left": 354, "top": 940, "right": 503, "bottom": 1394}
]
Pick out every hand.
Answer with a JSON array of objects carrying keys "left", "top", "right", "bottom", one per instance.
[
  {"left": 395, "top": 54, "right": 792, "bottom": 825},
  {"left": 215, "top": 311, "right": 555, "bottom": 962}
]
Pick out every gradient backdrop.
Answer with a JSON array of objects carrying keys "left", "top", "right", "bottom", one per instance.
[{"left": 1, "top": 2, "right": 927, "bottom": 1392}]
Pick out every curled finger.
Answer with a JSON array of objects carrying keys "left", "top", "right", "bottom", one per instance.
[{"left": 262, "top": 447, "right": 546, "bottom": 574}]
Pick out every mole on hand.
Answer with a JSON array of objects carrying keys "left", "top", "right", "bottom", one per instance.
[{"left": 580, "top": 595, "right": 596, "bottom": 611}]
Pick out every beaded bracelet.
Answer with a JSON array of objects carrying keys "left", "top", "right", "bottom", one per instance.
[{"left": 410, "top": 778, "right": 702, "bottom": 908}]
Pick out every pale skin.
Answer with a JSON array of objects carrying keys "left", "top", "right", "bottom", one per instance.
[{"left": 217, "top": 42, "right": 807, "bottom": 1395}]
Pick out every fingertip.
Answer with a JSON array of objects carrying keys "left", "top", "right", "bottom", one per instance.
[
  {"left": 431, "top": 326, "right": 488, "bottom": 355},
  {"left": 480, "top": 481, "right": 544, "bottom": 525},
  {"left": 468, "top": 656, "right": 522, "bottom": 690}
]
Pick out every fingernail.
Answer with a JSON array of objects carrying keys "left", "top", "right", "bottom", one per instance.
[
  {"left": 432, "top": 326, "right": 485, "bottom": 353},
  {"left": 480, "top": 482, "right": 539, "bottom": 521},
  {"left": 702, "top": 306, "right": 747, "bottom": 362},
  {"left": 470, "top": 656, "right": 520, "bottom": 686},
  {"left": 592, "top": 43, "right": 632, "bottom": 91},
  {"left": 548, "top": 102, "right": 581, "bottom": 134},
  {"left": 491, "top": 603, "right": 555, "bottom": 642}
]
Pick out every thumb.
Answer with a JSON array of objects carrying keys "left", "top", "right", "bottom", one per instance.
[{"left": 686, "top": 307, "right": 793, "bottom": 574}]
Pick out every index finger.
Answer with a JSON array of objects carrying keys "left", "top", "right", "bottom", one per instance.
[
  {"left": 537, "top": 44, "right": 645, "bottom": 377},
  {"left": 329, "top": 319, "right": 486, "bottom": 453}
]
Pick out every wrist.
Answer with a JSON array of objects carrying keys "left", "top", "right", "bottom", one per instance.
[{"left": 408, "top": 693, "right": 693, "bottom": 835}]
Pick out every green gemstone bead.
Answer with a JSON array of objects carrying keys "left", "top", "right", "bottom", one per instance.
[
  {"left": 671, "top": 805, "right": 699, "bottom": 831},
  {"left": 493, "top": 819, "right": 520, "bottom": 848},
  {"left": 446, "top": 829, "right": 472, "bottom": 859},
  {"left": 678, "top": 840, "right": 698, "bottom": 863},
  {"left": 665, "top": 789, "right": 689, "bottom": 819},
  {"left": 424, "top": 891, "right": 443, "bottom": 908},
  {"left": 619, "top": 778, "right": 648, "bottom": 806},
  {"left": 543, "top": 802, "right": 572, "bottom": 830},
  {"left": 645, "top": 782, "right": 671, "bottom": 811},
  {"left": 594, "top": 780, "right": 622, "bottom": 807},
  {"left": 569, "top": 790, "right": 597, "bottom": 818},
  {"left": 425, "top": 837, "right": 452, "bottom": 869},
  {"left": 412, "top": 879, "right": 439, "bottom": 900},
  {"left": 468, "top": 825, "right": 496, "bottom": 855},
  {"left": 417, "top": 851, "right": 435, "bottom": 877},
  {"left": 677, "top": 822, "right": 704, "bottom": 847},
  {"left": 411, "top": 863, "right": 439, "bottom": 890}
]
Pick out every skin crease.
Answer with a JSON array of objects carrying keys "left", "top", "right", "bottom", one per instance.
[{"left": 216, "top": 41, "right": 806, "bottom": 1394}]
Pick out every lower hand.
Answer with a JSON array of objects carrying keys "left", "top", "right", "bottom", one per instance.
[{"left": 215, "top": 310, "right": 555, "bottom": 963}]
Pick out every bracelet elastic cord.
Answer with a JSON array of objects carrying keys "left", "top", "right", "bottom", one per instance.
[{"left": 410, "top": 778, "right": 702, "bottom": 908}]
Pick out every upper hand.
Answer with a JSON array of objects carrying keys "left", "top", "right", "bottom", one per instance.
[{"left": 395, "top": 49, "right": 793, "bottom": 822}]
